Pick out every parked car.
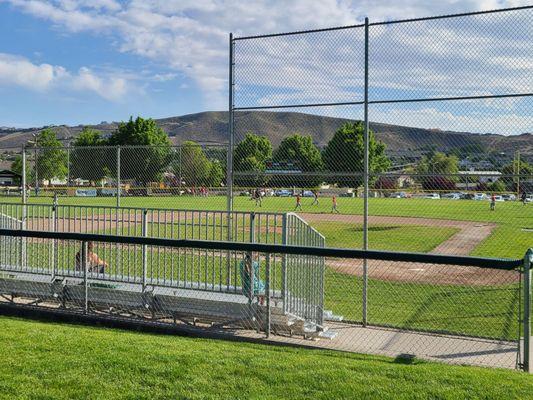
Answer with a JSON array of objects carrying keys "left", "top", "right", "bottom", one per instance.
[
  {"left": 389, "top": 191, "right": 408, "bottom": 198},
  {"left": 493, "top": 195, "right": 504, "bottom": 202},
  {"left": 275, "top": 189, "right": 292, "bottom": 197},
  {"left": 502, "top": 194, "right": 516, "bottom": 201},
  {"left": 473, "top": 193, "right": 487, "bottom": 201},
  {"left": 442, "top": 193, "right": 461, "bottom": 200},
  {"left": 425, "top": 193, "right": 440, "bottom": 199},
  {"left": 340, "top": 191, "right": 355, "bottom": 198},
  {"left": 302, "top": 190, "right": 315, "bottom": 197}
]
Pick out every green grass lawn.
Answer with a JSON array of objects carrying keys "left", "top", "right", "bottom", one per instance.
[
  {"left": 311, "top": 221, "right": 458, "bottom": 252},
  {"left": 1, "top": 316, "right": 532, "bottom": 400},
  {"left": 324, "top": 269, "right": 522, "bottom": 340},
  {"left": 2, "top": 195, "right": 531, "bottom": 258}
]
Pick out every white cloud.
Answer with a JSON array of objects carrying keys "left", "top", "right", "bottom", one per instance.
[
  {"left": 371, "top": 105, "right": 533, "bottom": 135},
  {"left": 3, "top": 0, "right": 532, "bottom": 123},
  {"left": 0, "top": 53, "right": 65, "bottom": 90},
  {"left": 0, "top": 53, "right": 134, "bottom": 100}
]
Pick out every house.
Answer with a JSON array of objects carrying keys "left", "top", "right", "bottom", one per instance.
[
  {"left": 458, "top": 170, "right": 502, "bottom": 183},
  {"left": 0, "top": 170, "right": 21, "bottom": 186}
]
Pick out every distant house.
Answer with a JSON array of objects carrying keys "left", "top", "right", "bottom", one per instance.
[
  {"left": 0, "top": 170, "right": 21, "bottom": 186},
  {"left": 458, "top": 170, "right": 502, "bottom": 183}
]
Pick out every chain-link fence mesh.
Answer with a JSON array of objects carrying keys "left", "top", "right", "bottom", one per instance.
[
  {"left": 0, "top": 6, "right": 532, "bottom": 371},
  {"left": 0, "top": 226, "right": 528, "bottom": 369}
]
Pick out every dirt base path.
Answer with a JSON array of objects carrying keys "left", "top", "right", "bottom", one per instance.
[{"left": 300, "top": 213, "right": 515, "bottom": 286}]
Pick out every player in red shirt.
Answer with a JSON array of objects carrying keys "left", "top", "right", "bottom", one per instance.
[{"left": 331, "top": 195, "right": 340, "bottom": 213}]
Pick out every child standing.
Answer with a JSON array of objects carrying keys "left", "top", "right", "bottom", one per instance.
[
  {"left": 312, "top": 190, "right": 319, "bottom": 205},
  {"left": 295, "top": 193, "right": 302, "bottom": 211},
  {"left": 331, "top": 195, "right": 340, "bottom": 213}
]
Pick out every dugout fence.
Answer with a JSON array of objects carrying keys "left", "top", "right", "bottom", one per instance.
[{"left": 0, "top": 202, "right": 325, "bottom": 330}]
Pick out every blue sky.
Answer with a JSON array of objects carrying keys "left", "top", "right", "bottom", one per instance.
[{"left": 0, "top": 0, "right": 531, "bottom": 135}]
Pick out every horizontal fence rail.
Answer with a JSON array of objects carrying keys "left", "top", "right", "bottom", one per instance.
[{"left": 0, "top": 228, "right": 522, "bottom": 270}]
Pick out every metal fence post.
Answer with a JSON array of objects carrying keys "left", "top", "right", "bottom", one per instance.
[
  {"left": 362, "top": 16, "right": 370, "bottom": 327},
  {"left": 227, "top": 32, "right": 235, "bottom": 215},
  {"left": 34, "top": 145, "right": 39, "bottom": 197},
  {"left": 20, "top": 147, "right": 27, "bottom": 268},
  {"left": 21, "top": 146, "right": 26, "bottom": 204},
  {"left": 51, "top": 196, "right": 57, "bottom": 280},
  {"left": 82, "top": 241, "right": 88, "bottom": 313},
  {"left": 250, "top": 212, "right": 256, "bottom": 243},
  {"left": 281, "top": 213, "right": 288, "bottom": 314},
  {"left": 142, "top": 209, "right": 148, "bottom": 291},
  {"left": 265, "top": 252, "right": 271, "bottom": 338},
  {"left": 524, "top": 248, "right": 532, "bottom": 373},
  {"left": 116, "top": 146, "right": 121, "bottom": 208},
  {"left": 66, "top": 145, "right": 70, "bottom": 189}
]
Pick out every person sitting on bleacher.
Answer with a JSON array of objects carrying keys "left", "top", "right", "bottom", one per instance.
[
  {"left": 75, "top": 241, "right": 108, "bottom": 274},
  {"left": 239, "top": 252, "right": 265, "bottom": 304}
]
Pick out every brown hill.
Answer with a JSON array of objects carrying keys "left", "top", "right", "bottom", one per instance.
[{"left": 0, "top": 111, "right": 531, "bottom": 161}]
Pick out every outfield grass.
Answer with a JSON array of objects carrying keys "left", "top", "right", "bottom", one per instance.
[
  {"left": 325, "top": 269, "right": 521, "bottom": 340},
  {"left": 1, "top": 316, "right": 532, "bottom": 400},
  {"left": 2, "top": 195, "right": 530, "bottom": 258}
]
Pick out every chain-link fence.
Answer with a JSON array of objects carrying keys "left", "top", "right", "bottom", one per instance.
[
  {"left": 0, "top": 6, "right": 532, "bottom": 371},
  {"left": 226, "top": 5, "right": 533, "bottom": 370},
  {"left": 0, "top": 227, "right": 530, "bottom": 370}
]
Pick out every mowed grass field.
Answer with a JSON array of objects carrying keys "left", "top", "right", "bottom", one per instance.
[
  {"left": 2, "top": 194, "right": 531, "bottom": 258},
  {"left": 1, "top": 316, "right": 532, "bottom": 400}
]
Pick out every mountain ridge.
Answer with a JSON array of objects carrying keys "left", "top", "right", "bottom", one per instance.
[{"left": 0, "top": 111, "right": 531, "bottom": 161}]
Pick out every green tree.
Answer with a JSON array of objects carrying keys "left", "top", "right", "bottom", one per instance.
[
  {"left": 323, "top": 121, "right": 390, "bottom": 187},
  {"left": 234, "top": 133, "right": 273, "bottom": 187},
  {"left": 108, "top": 116, "right": 171, "bottom": 184},
  {"left": 72, "top": 127, "right": 106, "bottom": 147},
  {"left": 206, "top": 160, "right": 224, "bottom": 187},
  {"left": 415, "top": 152, "right": 459, "bottom": 190},
  {"left": 273, "top": 134, "right": 323, "bottom": 187},
  {"left": 33, "top": 129, "right": 67, "bottom": 182},
  {"left": 179, "top": 141, "right": 212, "bottom": 187},
  {"left": 416, "top": 152, "right": 459, "bottom": 176},
  {"left": 488, "top": 180, "right": 506, "bottom": 193},
  {"left": 70, "top": 127, "right": 108, "bottom": 182},
  {"left": 10, "top": 154, "right": 32, "bottom": 184},
  {"left": 501, "top": 159, "right": 533, "bottom": 176},
  {"left": 501, "top": 159, "right": 532, "bottom": 192}
]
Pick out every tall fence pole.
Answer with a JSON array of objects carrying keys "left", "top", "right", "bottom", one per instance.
[
  {"left": 142, "top": 209, "right": 148, "bottom": 292},
  {"left": 67, "top": 145, "right": 70, "bottom": 189},
  {"left": 116, "top": 146, "right": 121, "bottom": 208},
  {"left": 227, "top": 32, "right": 235, "bottom": 218},
  {"left": 265, "top": 252, "right": 271, "bottom": 338},
  {"left": 21, "top": 146, "right": 26, "bottom": 205},
  {"left": 281, "top": 213, "right": 288, "bottom": 314},
  {"left": 83, "top": 241, "right": 88, "bottom": 313},
  {"left": 362, "top": 16, "right": 370, "bottom": 327},
  {"left": 21, "top": 147, "right": 27, "bottom": 267},
  {"left": 34, "top": 145, "right": 39, "bottom": 197},
  {"left": 226, "top": 33, "right": 235, "bottom": 280},
  {"left": 524, "top": 248, "right": 532, "bottom": 373}
]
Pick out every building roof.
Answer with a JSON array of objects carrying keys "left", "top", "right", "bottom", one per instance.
[
  {"left": 0, "top": 169, "right": 21, "bottom": 177},
  {"left": 458, "top": 171, "right": 502, "bottom": 176}
]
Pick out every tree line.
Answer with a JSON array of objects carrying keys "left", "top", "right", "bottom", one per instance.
[{"left": 11, "top": 116, "right": 530, "bottom": 191}]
